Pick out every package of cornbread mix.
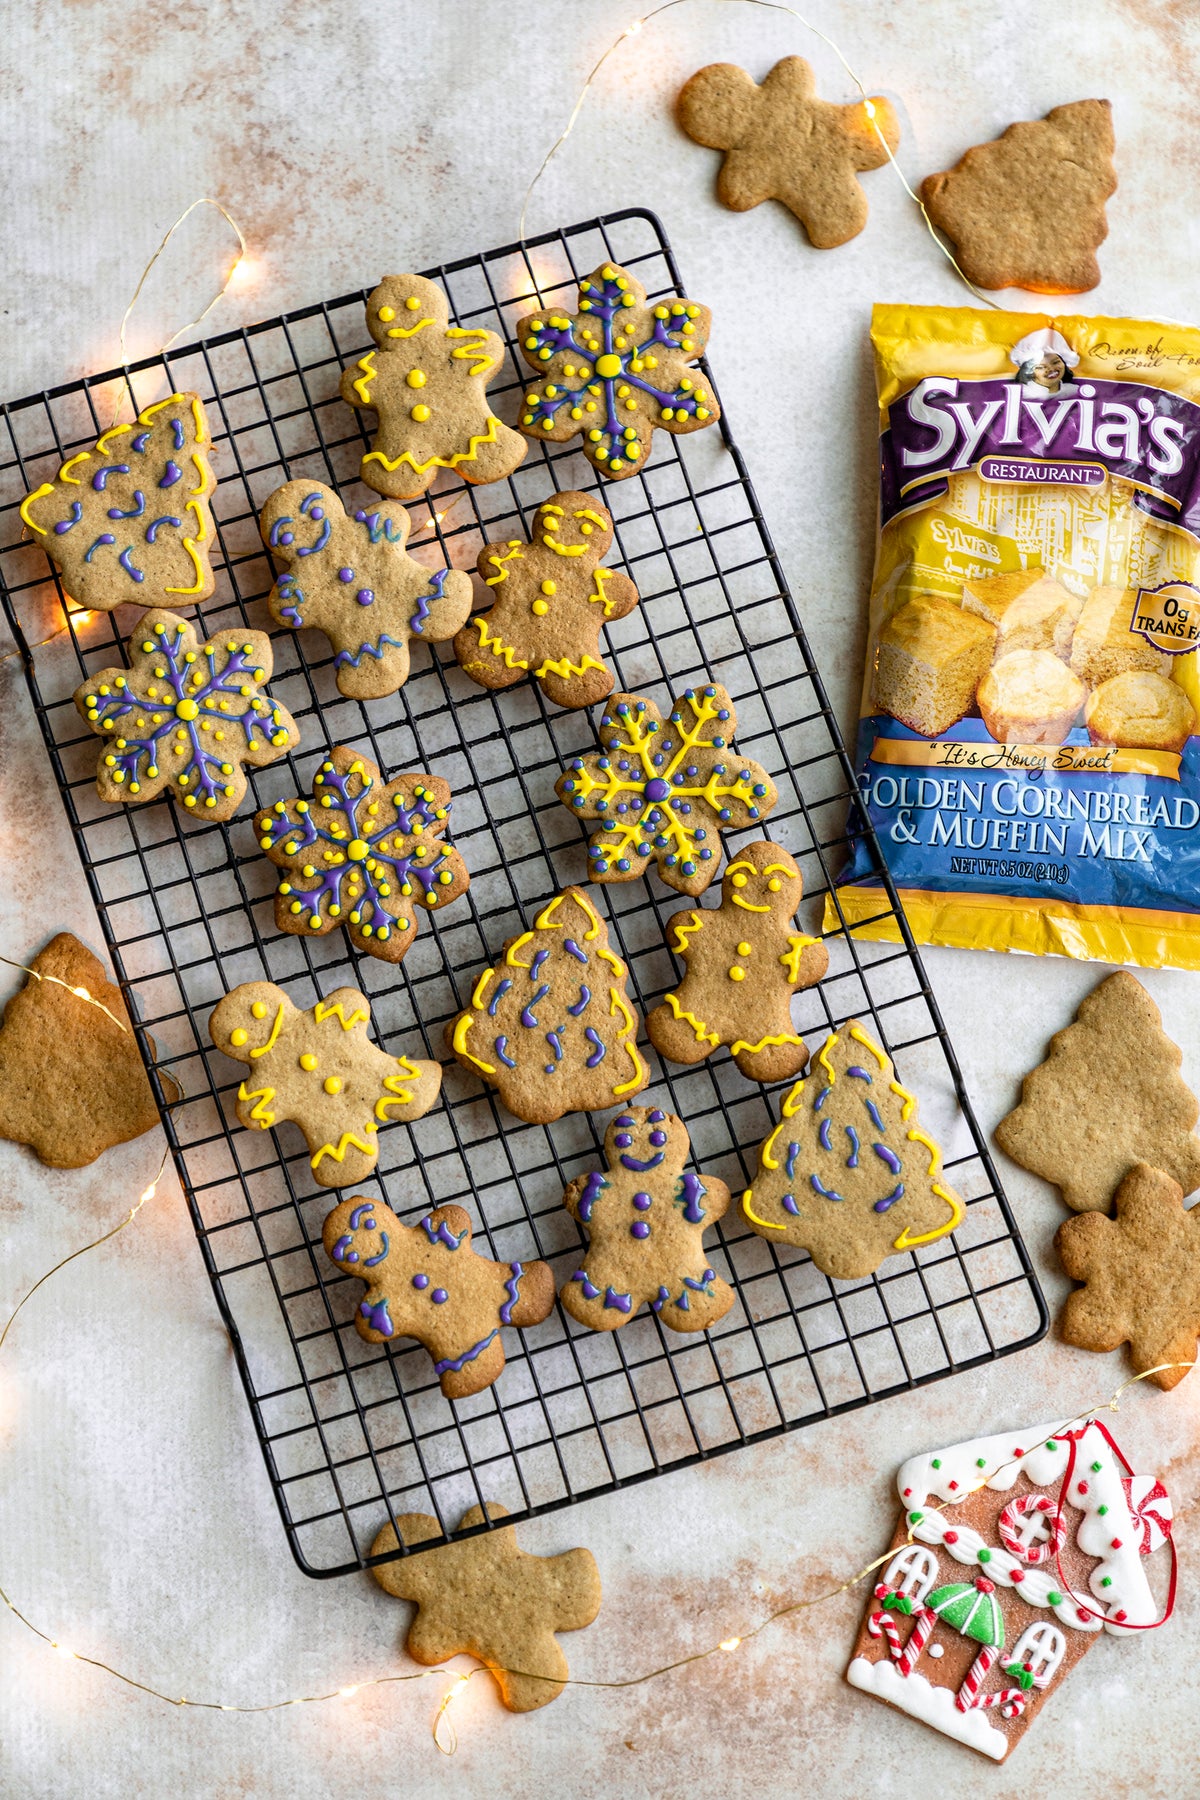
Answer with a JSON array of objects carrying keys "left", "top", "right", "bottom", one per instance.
[{"left": 833, "top": 303, "right": 1200, "bottom": 969}]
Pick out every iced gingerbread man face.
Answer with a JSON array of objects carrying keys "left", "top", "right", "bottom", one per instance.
[
  {"left": 647, "top": 840, "right": 829, "bottom": 1084},
  {"left": 560, "top": 1106, "right": 734, "bottom": 1334},
  {"left": 260, "top": 479, "right": 472, "bottom": 700},
  {"left": 455, "top": 491, "right": 639, "bottom": 710},
  {"left": 340, "top": 273, "right": 527, "bottom": 500}
]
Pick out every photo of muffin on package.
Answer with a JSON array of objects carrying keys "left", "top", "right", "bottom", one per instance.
[{"left": 838, "top": 308, "right": 1200, "bottom": 969}]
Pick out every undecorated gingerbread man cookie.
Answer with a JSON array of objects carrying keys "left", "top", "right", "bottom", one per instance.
[
  {"left": 454, "top": 491, "right": 639, "bottom": 710},
  {"left": 209, "top": 981, "right": 441, "bottom": 1187},
  {"left": 677, "top": 57, "right": 900, "bottom": 247},
  {"left": 322, "top": 1200, "right": 555, "bottom": 1398},
  {"left": 371, "top": 1501, "right": 601, "bottom": 1710},
  {"left": 647, "top": 841, "right": 828, "bottom": 1082},
  {"left": 340, "top": 274, "right": 527, "bottom": 499},
  {"left": 560, "top": 1106, "right": 734, "bottom": 1334},
  {"left": 260, "top": 480, "right": 472, "bottom": 700}
]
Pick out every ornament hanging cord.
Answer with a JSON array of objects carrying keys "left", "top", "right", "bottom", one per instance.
[{"left": 517, "top": 0, "right": 998, "bottom": 308}]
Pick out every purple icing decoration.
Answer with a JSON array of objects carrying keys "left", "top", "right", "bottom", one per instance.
[
  {"left": 499, "top": 1263, "right": 524, "bottom": 1325},
  {"left": 118, "top": 547, "right": 145, "bottom": 582},
  {"left": 620, "top": 1149, "right": 664, "bottom": 1172},
  {"left": 495, "top": 1036, "right": 517, "bottom": 1068},
  {"left": 432, "top": 1288, "right": 448, "bottom": 1304},
  {"left": 171, "top": 419, "right": 185, "bottom": 450},
  {"left": 781, "top": 1193, "right": 800, "bottom": 1215},
  {"left": 348, "top": 1204, "right": 376, "bottom": 1229},
  {"left": 818, "top": 1118, "right": 833, "bottom": 1153},
  {"left": 54, "top": 502, "right": 84, "bottom": 534},
  {"left": 603, "top": 1286, "right": 633, "bottom": 1313},
  {"left": 160, "top": 461, "right": 182, "bottom": 488},
  {"left": 360, "top": 1297, "right": 394, "bottom": 1336},
  {"left": 813, "top": 1085, "right": 832, "bottom": 1112},
  {"left": 363, "top": 1234, "right": 390, "bottom": 1267},
  {"left": 84, "top": 533, "right": 115, "bottom": 561},
  {"left": 410, "top": 568, "right": 448, "bottom": 636},
  {"left": 356, "top": 589, "right": 374, "bottom": 606},
  {"left": 338, "top": 567, "right": 355, "bottom": 582},
  {"left": 811, "top": 1174, "right": 844, "bottom": 1201},
  {"left": 874, "top": 1183, "right": 905, "bottom": 1213},
  {"left": 584, "top": 1028, "right": 605, "bottom": 1065},
  {"left": 847, "top": 1067, "right": 873, "bottom": 1082},
  {"left": 573, "top": 1270, "right": 600, "bottom": 1300},
  {"left": 644, "top": 777, "right": 671, "bottom": 801},
  {"left": 413, "top": 1273, "right": 430, "bottom": 1289},
  {"left": 131, "top": 432, "right": 150, "bottom": 453},
  {"left": 564, "top": 939, "right": 588, "bottom": 964},
  {"left": 873, "top": 1143, "right": 902, "bottom": 1174},
  {"left": 521, "top": 983, "right": 550, "bottom": 1028},
  {"left": 92, "top": 464, "right": 129, "bottom": 490},
  {"left": 845, "top": 1125, "right": 860, "bottom": 1168},
  {"left": 434, "top": 1327, "right": 498, "bottom": 1374},
  {"left": 488, "top": 977, "right": 513, "bottom": 1016},
  {"left": 675, "top": 1172, "right": 705, "bottom": 1223},
  {"left": 785, "top": 1142, "right": 799, "bottom": 1179},
  {"left": 865, "top": 1098, "right": 886, "bottom": 1131},
  {"left": 579, "top": 1171, "right": 608, "bottom": 1222},
  {"left": 332, "top": 1234, "right": 357, "bottom": 1262},
  {"left": 419, "top": 1215, "right": 467, "bottom": 1250},
  {"left": 632, "top": 1192, "right": 652, "bottom": 1211},
  {"left": 108, "top": 492, "right": 145, "bottom": 519},
  {"left": 630, "top": 1220, "right": 650, "bottom": 1239},
  {"left": 145, "top": 514, "right": 182, "bottom": 542},
  {"left": 567, "top": 985, "right": 592, "bottom": 1016}
]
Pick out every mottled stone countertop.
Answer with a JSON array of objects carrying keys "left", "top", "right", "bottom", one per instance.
[{"left": 2, "top": 3, "right": 1198, "bottom": 1796}]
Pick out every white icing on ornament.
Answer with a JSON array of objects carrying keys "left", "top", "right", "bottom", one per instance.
[
  {"left": 895, "top": 1419, "right": 1160, "bottom": 1634},
  {"left": 908, "top": 1508, "right": 1099, "bottom": 1632},
  {"left": 927, "top": 1642, "right": 944, "bottom": 1659},
  {"left": 846, "top": 1657, "right": 1007, "bottom": 1760}
]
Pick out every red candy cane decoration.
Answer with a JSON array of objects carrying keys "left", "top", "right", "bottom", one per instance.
[
  {"left": 976, "top": 1689, "right": 1028, "bottom": 1720},
  {"left": 997, "top": 1492, "right": 1067, "bottom": 1564},
  {"left": 896, "top": 1607, "right": 935, "bottom": 1677},
  {"left": 955, "top": 1642, "right": 999, "bottom": 1711},
  {"left": 867, "top": 1607, "right": 904, "bottom": 1659}
]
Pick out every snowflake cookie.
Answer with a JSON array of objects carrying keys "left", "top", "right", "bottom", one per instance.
[
  {"left": 340, "top": 274, "right": 527, "bottom": 500},
  {"left": 372, "top": 1502, "right": 601, "bottom": 1710},
  {"left": 323, "top": 1200, "right": 555, "bottom": 1399},
  {"left": 254, "top": 746, "right": 470, "bottom": 964},
  {"left": 740, "top": 1018, "right": 965, "bottom": 1279},
  {"left": 21, "top": 391, "right": 217, "bottom": 612},
  {"left": 74, "top": 609, "right": 299, "bottom": 823},
  {"left": 449, "top": 886, "right": 649, "bottom": 1124},
  {"left": 560, "top": 1106, "right": 734, "bottom": 1334},
  {"left": 516, "top": 262, "right": 720, "bottom": 479},
  {"left": 260, "top": 479, "right": 472, "bottom": 700},
  {"left": 647, "top": 841, "right": 828, "bottom": 1083},
  {"left": 209, "top": 981, "right": 441, "bottom": 1188},
  {"left": 556, "top": 682, "right": 777, "bottom": 896},
  {"left": 454, "top": 490, "right": 639, "bottom": 710}
]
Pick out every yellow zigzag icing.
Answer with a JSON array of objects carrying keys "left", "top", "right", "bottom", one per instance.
[
  {"left": 472, "top": 614, "right": 528, "bottom": 671},
  {"left": 237, "top": 1081, "right": 276, "bottom": 1128},
  {"left": 363, "top": 413, "right": 503, "bottom": 477},
  {"left": 311, "top": 1129, "right": 377, "bottom": 1171},
  {"left": 314, "top": 999, "right": 370, "bottom": 1030}
]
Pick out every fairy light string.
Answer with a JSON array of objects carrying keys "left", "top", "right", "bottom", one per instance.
[{"left": 518, "top": 0, "right": 999, "bottom": 307}]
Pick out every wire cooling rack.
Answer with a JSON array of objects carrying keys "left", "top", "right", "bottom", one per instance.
[{"left": 0, "top": 210, "right": 1046, "bottom": 1578}]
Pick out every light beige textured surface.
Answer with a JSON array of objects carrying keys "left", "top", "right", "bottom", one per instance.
[{"left": 2, "top": 3, "right": 1199, "bottom": 1796}]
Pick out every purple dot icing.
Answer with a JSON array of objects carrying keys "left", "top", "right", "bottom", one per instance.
[
  {"left": 338, "top": 566, "right": 354, "bottom": 582},
  {"left": 633, "top": 1192, "right": 652, "bottom": 1210},
  {"left": 432, "top": 1288, "right": 448, "bottom": 1304},
  {"left": 615, "top": 1132, "right": 632, "bottom": 1148},
  {"left": 630, "top": 1221, "right": 650, "bottom": 1239},
  {"left": 644, "top": 777, "right": 671, "bottom": 801},
  {"left": 649, "top": 1130, "right": 666, "bottom": 1147},
  {"left": 412, "top": 1273, "right": 429, "bottom": 1289},
  {"left": 311, "top": 506, "right": 324, "bottom": 520},
  {"left": 279, "top": 530, "right": 293, "bottom": 546},
  {"left": 356, "top": 588, "right": 375, "bottom": 606}
]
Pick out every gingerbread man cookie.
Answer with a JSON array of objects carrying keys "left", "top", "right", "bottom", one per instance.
[
  {"left": 1056, "top": 1163, "right": 1200, "bottom": 1390},
  {"left": 74, "top": 610, "right": 299, "bottom": 822},
  {"left": 740, "top": 1019, "right": 965, "bottom": 1280},
  {"left": 209, "top": 982, "right": 441, "bottom": 1188},
  {"left": 516, "top": 262, "right": 719, "bottom": 479},
  {"left": 255, "top": 747, "right": 470, "bottom": 965},
  {"left": 260, "top": 480, "right": 471, "bottom": 701},
  {"left": 920, "top": 100, "right": 1116, "bottom": 293},
  {"left": 20, "top": 392, "right": 216, "bottom": 611},
  {"left": 560, "top": 1107, "right": 734, "bottom": 1334},
  {"left": 647, "top": 842, "right": 828, "bottom": 1082},
  {"left": 449, "top": 886, "right": 649, "bottom": 1124},
  {"left": 371, "top": 1502, "right": 601, "bottom": 1710},
  {"left": 340, "top": 274, "right": 527, "bottom": 500},
  {"left": 556, "top": 683, "right": 777, "bottom": 895},
  {"left": 454, "top": 491, "right": 639, "bottom": 710},
  {"left": 323, "top": 1201, "right": 555, "bottom": 1398},
  {"left": 677, "top": 57, "right": 900, "bottom": 247}
]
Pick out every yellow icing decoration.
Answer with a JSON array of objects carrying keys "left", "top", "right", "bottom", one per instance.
[
  {"left": 384, "top": 316, "right": 434, "bottom": 339},
  {"left": 352, "top": 351, "right": 378, "bottom": 404},
  {"left": 730, "top": 1030, "right": 804, "bottom": 1057},
  {"left": 594, "top": 354, "right": 622, "bottom": 378},
  {"left": 324, "top": 1076, "right": 343, "bottom": 1095},
  {"left": 407, "top": 369, "right": 427, "bottom": 389},
  {"left": 470, "top": 969, "right": 494, "bottom": 1010},
  {"left": 658, "top": 989, "right": 718, "bottom": 1046},
  {"left": 451, "top": 1011, "right": 494, "bottom": 1074},
  {"left": 534, "top": 652, "right": 606, "bottom": 681},
  {"left": 374, "top": 1059, "right": 422, "bottom": 1120},
  {"left": 471, "top": 614, "right": 529, "bottom": 672},
  {"left": 484, "top": 542, "right": 525, "bottom": 586},
  {"left": 446, "top": 326, "right": 495, "bottom": 376},
  {"left": 249, "top": 1003, "right": 286, "bottom": 1058},
  {"left": 19, "top": 484, "right": 53, "bottom": 534},
  {"left": 362, "top": 412, "right": 504, "bottom": 478},
  {"left": 742, "top": 1188, "right": 785, "bottom": 1231},
  {"left": 237, "top": 1081, "right": 276, "bottom": 1127},
  {"left": 892, "top": 1183, "right": 964, "bottom": 1252},
  {"left": 311, "top": 1130, "right": 376, "bottom": 1172},
  {"left": 230, "top": 1028, "right": 248, "bottom": 1047},
  {"left": 314, "top": 999, "right": 370, "bottom": 1030},
  {"left": 299, "top": 1052, "right": 318, "bottom": 1071}
]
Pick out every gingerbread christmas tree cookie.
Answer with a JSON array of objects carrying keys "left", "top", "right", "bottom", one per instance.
[
  {"left": 0, "top": 933, "right": 179, "bottom": 1168},
  {"left": 74, "top": 610, "right": 299, "bottom": 822},
  {"left": 1056, "top": 1162, "right": 1200, "bottom": 1389},
  {"left": 994, "top": 971, "right": 1200, "bottom": 1213},
  {"left": 260, "top": 480, "right": 472, "bottom": 700},
  {"left": 516, "top": 262, "right": 719, "bottom": 479},
  {"left": 449, "top": 887, "right": 649, "bottom": 1124},
  {"left": 740, "top": 1019, "right": 964, "bottom": 1279},
  {"left": 454, "top": 491, "right": 639, "bottom": 710},
  {"left": 255, "top": 747, "right": 470, "bottom": 965},
  {"left": 556, "top": 683, "right": 777, "bottom": 895},
  {"left": 323, "top": 1200, "right": 555, "bottom": 1398},
  {"left": 921, "top": 100, "right": 1116, "bottom": 293},
  {"left": 560, "top": 1107, "right": 733, "bottom": 1334},
  {"left": 209, "top": 981, "right": 440, "bottom": 1187},
  {"left": 646, "top": 842, "right": 828, "bottom": 1083},
  {"left": 677, "top": 57, "right": 900, "bottom": 247},
  {"left": 371, "top": 1502, "right": 601, "bottom": 1710},
  {"left": 20, "top": 392, "right": 216, "bottom": 611},
  {"left": 340, "top": 274, "right": 527, "bottom": 500}
]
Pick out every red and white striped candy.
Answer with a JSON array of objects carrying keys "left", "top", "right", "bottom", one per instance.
[
  {"left": 867, "top": 1609, "right": 904, "bottom": 1658},
  {"left": 896, "top": 1607, "right": 935, "bottom": 1677},
  {"left": 997, "top": 1492, "right": 1067, "bottom": 1564},
  {"left": 976, "top": 1688, "right": 1027, "bottom": 1720},
  {"left": 954, "top": 1642, "right": 999, "bottom": 1711},
  {"left": 1121, "top": 1476, "right": 1173, "bottom": 1554}
]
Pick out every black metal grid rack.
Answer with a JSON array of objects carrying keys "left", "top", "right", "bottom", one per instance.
[{"left": 0, "top": 210, "right": 1046, "bottom": 1579}]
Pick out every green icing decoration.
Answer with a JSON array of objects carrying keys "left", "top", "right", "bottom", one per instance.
[
  {"left": 1101, "top": 1577, "right": 1112, "bottom": 1588},
  {"left": 908, "top": 1510, "right": 923, "bottom": 1524},
  {"left": 976, "top": 1457, "right": 986, "bottom": 1467},
  {"left": 1092, "top": 1460, "right": 1103, "bottom": 1472},
  {"left": 927, "top": 1581, "right": 1005, "bottom": 1649},
  {"left": 977, "top": 1547, "right": 992, "bottom": 1563},
  {"left": 1098, "top": 1504, "right": 1108, "bottom": 1516},
  {"left": 1047, "top": 1589, "right": 1063, "bottom": 1606},
  {"left": 932, "top": 1458, "right": 942, "bottom": 1469}
]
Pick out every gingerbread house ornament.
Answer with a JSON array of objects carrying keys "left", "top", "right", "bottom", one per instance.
[{"left": 846, "top": 1419, "right": 1171, "bottom": 1761}]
